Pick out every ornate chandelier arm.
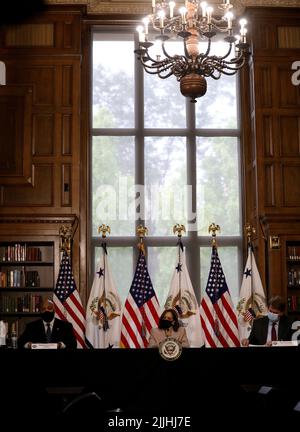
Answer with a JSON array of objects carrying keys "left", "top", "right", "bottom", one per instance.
[
  {"left": 217, "top": 43, "right": 235, "bottom": 61},
  {"left": 141, "top": 57, "right": 176, "bottom": 73},
  {"left": 161, "top": 40, "right": 178, "bottom": 60},
  {"left": 196, "top": 38, "right": 212, "bottom": 62},
  {"left": 140, "top": 47, "right": 162, "bottom": 65},
  {"left": 210, "top": 59, "right": 245, "bottom": 75}
]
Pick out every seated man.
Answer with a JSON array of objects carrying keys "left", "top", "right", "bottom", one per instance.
[
  {"left": 18, "top": 298, "right": 77, "bottom": 349},
  {"left": 241, "top": 295, "right": 293, "bottom": 346}
]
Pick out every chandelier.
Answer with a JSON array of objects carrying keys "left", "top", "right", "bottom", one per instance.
[{"left": 135, "top": 0, "right": 249, "bottom": 102}]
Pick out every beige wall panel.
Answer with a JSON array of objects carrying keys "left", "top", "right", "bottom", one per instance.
[
  {"left": 257, "top": 66, "right": 273, "bottom": 108},
  {"left": 2, "top": 165, "right": 53, "bottom": 206},
  {"left": 63, "top": 21, "right": 74, "bottom": 49},
  {"left": 251, "top": 23, "right": 275, "bottom": 49},
  {"left": 62, "top": 65, "right": 73, "bottom": 107},
  {"left": 33, "top": 114, "right": 55, "bottom": 156},
  {"left": 61, "top": 163, "right": 72, "bottom": 206},
  {"left": 9, "top": 66, "right": 56, "bottom": 106},
  {"left": 278, "top": 26, "right": 300, "bottom": 49},
  {"left": 0, "top": 86, "right": 33, "bottom": 186},
  {"left": 262, "top": 115, "right": 274, "bottom": 157},
  {"left": 279, "top": 116, "right": 300, "bottom": 157},
  {"left": 62, "top": 114, "right": 72, "bottom": 155},
  {"left": 278, "top": 66, "right": 300, "bottom": 108},
  {"left": 282, "top": 164, "right": 300, "bottom": 207},
  {"left": 5, "top": 24, "right": 54, "bottom": 47},
  {"left": 264, "top": 163, "right": 275, "bottom": 207}
]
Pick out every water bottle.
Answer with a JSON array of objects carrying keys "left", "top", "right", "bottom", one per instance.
[
  {"left": 0, "top": 320, "right": 7, "bottom": 347},
  {"left": 11, "top": 330, "right": 17, "bottom": 349}
]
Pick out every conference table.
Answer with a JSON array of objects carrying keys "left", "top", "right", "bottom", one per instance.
[{"left": 2, "top": 347, "right": 300, "bottom": 427}]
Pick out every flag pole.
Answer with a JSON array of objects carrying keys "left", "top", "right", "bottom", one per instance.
[
  {"left": 173, "top": 224, "right": 186, "bottom": 312},
  {"left": 245, "top": 222, "right": 256, "bottom": 310},
  {"left": 98, "top": 224, "right": 111, "bottom": 331},
  {"left": 58, "top": 225, "right": 73, "bottom": 319},
  {"left": 137, "top": 225, "right": 148, "bottom": 338},
  {"left": 208, "top": 223, "right": 221, "bottom": 334},
  {"left": 208, "top": 223, "right": 220, "bottom": 248}
]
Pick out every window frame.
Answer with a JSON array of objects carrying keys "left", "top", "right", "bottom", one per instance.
[{"left": 90, "top": 26, "right": 243, "bottom": 304}]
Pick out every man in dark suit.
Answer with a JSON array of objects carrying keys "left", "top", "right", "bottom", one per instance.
[
  {"left": 242, "top": 295, "right": 293, "bottom": 346},
  {"left": 18, "top": 298, "right": 77, "bottom": 349}
]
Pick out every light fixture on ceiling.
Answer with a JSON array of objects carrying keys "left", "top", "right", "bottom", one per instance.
[{"left": 135, "top": 0, "right": 249, "bottom": 102}]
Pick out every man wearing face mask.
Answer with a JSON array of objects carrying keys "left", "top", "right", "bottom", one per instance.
[
  {"left": 241, "top": 296, "right": 293, "bottom": 346},
  {"left": 18, "top": 298, "right": 77, "bottom": 349},
  {"left": 148, "top": 308, "right": 189, "bottom": 348}
]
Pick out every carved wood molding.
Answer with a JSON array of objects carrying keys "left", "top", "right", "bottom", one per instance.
[
  {"left": 0, "top": 214, "right": 79, "bottom": 237},
  {"left": 45, "top": 0, "right": 300, "bottom": 15},
  {"left": 0, "top": 214, "right": 78, "bottom": 225}
]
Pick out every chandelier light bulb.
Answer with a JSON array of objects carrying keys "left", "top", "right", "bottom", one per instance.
[
  {"left": 134, "top": 0, "right": 250, "bottom": 103},
  {"left": 169, "top": 1, "right": 176, "bottom": 18},
  {"left": 200, "top": 2, "right": 207, "bottom": 17}
]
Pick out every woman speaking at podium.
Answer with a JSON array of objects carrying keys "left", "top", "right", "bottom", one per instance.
[{"left": 148, "top": 308, "right": 189, "bottom": 348}]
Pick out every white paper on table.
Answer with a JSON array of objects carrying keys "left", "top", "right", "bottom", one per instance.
[
  {"left": 271, "top": 340, "right": 298, "bottom": 347},
  {"left": 31, "top": 343, "right": 58, "bottom": 349}
]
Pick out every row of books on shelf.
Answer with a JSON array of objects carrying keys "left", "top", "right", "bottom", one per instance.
[
  {"left": 288, "top": 269, "right": 300, "bottom": 287},
  {"left": 287, "top": 246, "right": 300, "bottom": 261},
  {"left": 0, "top": 294, "right": 44, "bottom": 313},
  {"left": 0, "top": 270, "right": 40, "bottom": 288},
  {"left": 0, "top": 245, "right": 42, "bottom": 262},
  {"left": 287, "top": 295, "right": 300, "bottom": 312}
]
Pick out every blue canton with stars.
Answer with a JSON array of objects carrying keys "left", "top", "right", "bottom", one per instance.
[
  {"left": 205, "top": 247, "right": 229, "bottom": 304},
  {"left": 130, "top": 252, "right": 156, "bottom": 308},
  {"left": 54, "top": 251, "right": 77, "bottom": 302}
]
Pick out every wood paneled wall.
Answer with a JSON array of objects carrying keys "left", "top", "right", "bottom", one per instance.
[
  {"left": 242, "top": 7, "right": 300, "bottom": 298},
  {"left": 0, "top": 6, "right": 85, "bottom": 297}
]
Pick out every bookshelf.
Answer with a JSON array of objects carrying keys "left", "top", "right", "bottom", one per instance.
[
  {"left": 0, "top": 241, "right": 55, "bottom": 338},
  {"left": 286, "top": 241, "right": 300, "bottom": 318}
]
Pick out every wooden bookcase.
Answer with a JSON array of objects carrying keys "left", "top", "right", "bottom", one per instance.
[
  {"left": 0, "top": 215, "right": 76, "bottom": 342},
  {"left": 0, "top": 240, "right": 55, "bottom": 338},
  {"left": 286, "top": 240, "right": 300, "bottom": 319}
]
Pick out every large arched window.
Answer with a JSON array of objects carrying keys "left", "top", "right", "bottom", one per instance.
[{"left": 91, "top": 28, "right": 243, "bottom": 306}]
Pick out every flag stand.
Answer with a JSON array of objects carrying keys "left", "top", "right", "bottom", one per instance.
[
  {"left": 245, "top": 222, "right": 255, "bottom": 246},
  {"left": 245, "top": 222, "right": 255, "bottom": 306},
  {"left": 97, "top": 224, "right": 111, "bottom": 332},
  {"left": 173, "top": 224, "right": 186, "bottom": 315},
  {"left": 137, "top": 224, "right": 148, "bottom": 255},
  {"left": 208, "top": 223, "right": 220, "bottom": 247},
  {"left": 59, "top": 225, "right": 73, "bottom": 256},
  {"left": 137, "top": 225, "right": 148, "bottom": 338}
]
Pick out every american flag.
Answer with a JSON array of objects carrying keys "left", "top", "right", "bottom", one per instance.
[
  {"left": 120, "top": 250, "right": 160, "bottom": 348},
  {"left": 200, "top": 246, "right": 240, "bottom": 347},
  {"left": 244, "top": 308, "right": 255, "bottom": 322},
  {"left": 54, "top": 250, "right": 86, "bottom": 348}
]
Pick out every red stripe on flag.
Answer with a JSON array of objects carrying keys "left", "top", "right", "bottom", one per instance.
[
  {"left": 200, "top": 312, "right": 217, "bottom": 348},
  {"left": 121, "top": 313, "right": 142, "bottom": 348},
  {"left": 202, "top": 299, "right": 229, "bottom": 347},
  {"left": 147, "top": 298, "right": 160, "bottom": 323},
  {"left": 214, "top": 302, "right": 239, "bottom": 347},
  {"left": 65, "top": 295, "right": 86, "bottom": 332}
]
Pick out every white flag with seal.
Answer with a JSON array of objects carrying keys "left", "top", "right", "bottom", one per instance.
[
  {"left": 237, "top": 245, "right": 267, "bottom": 340},
  {"left": 165, "top": 244, "right": 204, "bottom": 347},
  {"left": 86, "top": 243, "right": 122, "bottom": 348}
]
